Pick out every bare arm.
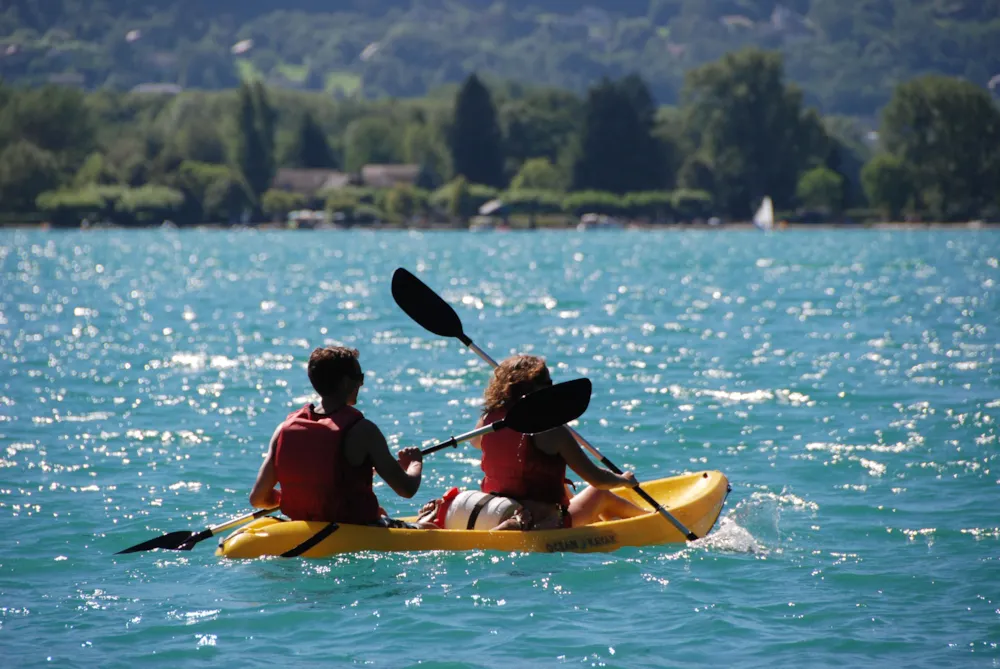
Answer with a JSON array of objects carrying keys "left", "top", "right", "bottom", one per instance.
[
  {"left": 249, "top": 424, "right": 283, "bottom": 508},
  {"left": 470, "top": 415, "right": 487, "bottom": 450},
  {"left": 535, "top": 426, "right": 635, "bottom": 490},
  {"left": 352, "top": 419, "right": 423, "bottom": 498}
]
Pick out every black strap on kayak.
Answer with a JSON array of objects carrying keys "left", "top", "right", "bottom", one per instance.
[
  {"left": 466, "top": 494, "right": 497, "bottom": 530},
  {"left": 281, "top": 522, "right": 339, "bottom": 558}
]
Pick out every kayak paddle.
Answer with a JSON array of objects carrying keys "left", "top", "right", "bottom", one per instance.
[
  {"left": 421, "top": 377, "right": 591, "bottom": 455},
  {"left": 116, "top": 506, "right": 278, "bottom": 554},
  {"left": 391, "top": 267, "right": 700, "bottom": 541}
]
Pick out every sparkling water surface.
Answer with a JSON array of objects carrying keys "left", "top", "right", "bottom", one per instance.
[{"left": 1, "top": 229, "right": 997, "bottom": 668}]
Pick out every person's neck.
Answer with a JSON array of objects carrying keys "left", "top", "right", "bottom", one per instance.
[{"left": 318, "top": 395, "right": 353, "bottom": 414}]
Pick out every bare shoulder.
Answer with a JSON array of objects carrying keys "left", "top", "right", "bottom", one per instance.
[
  {"left": 344, "top": 417, "right": 387, "bottom": 464},
  {"left": 532, "top": 425, "right": 575, "bottom": 455},
  {"left": 348, "top": 417, "right": 382, "bottom": 438}
]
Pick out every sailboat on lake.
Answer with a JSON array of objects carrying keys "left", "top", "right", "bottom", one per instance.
[{"left": 753, "top": 196, "right": 774, "bottom": 232}]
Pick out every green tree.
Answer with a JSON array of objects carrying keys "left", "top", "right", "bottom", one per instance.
[
  {"left": 324, "top": 190, "right": 362, "bottom": 222},
  {"left": 683, "top": 48, "right": 829, "bottom": 217},
  {"left": 446, "top": 176, "right": 470, "bottom": 219},
  {"left": 115, "top": 185, "right": 186, "bottom": 225},
  {"left": 796, "top": 166, "right": 845, "bottom": 212},
  {"left": 343, "top": 117, "right": 403, "bottom": 173},
  {"left": 0, "top": 140, "right": 61, "bottom": 211},
  {"left": 624, "top": 191, "right": 674, "bottom": 221},
  {"left": 403, "top": 121, "right": 450, "bottom": 185},
  {"left": 500, "top": 89, "right": 583, "bottom": 171},
  {"left": 618, "top": 73, "right": 658, "bottom": 129},
  {"left": 450, "top": 74, "right": 505, "bottom": 189},
  {"left": 861, "top": 154, "right": 913, "bottom": 221},
  {"left": 163, "top": 117, "right": 228, "bottom": 166},
  {"left": 36, "top": 188, "right": 109, "bottom": 227},
  {"left": 0, "top": 85, "right": 94, "bottom": 162},
  {"left": 104, "top": 137, "right": 151, "bottom": 187},
  {"left": 175, "top": 160, "right": 251, "bottom": 223},
  {"left": 677, "top": 154, "right": 715, "bottom": 193},
  {"left": 288, "top": 111, "right": 337, "bottom": 169},
  {"left": 430, "top": 176, "right": 497, "bottom": 221},
  {"left": 562, "top": 191, "right": 625, "bottom": 217},
  {"left": 881, "top": 75, "right": 1000, "bottom": 220},
  {"left": 650, "top": 106, "right": 689, "bottom": 189},
  {"left": 253, "top": 82, "right": 277, "bottom": 167},
  {"left": 383, "top": 185, "right": 428, "bottom": 220},
  {"left": 510, "top": 157, "right": 566, "bottom": 192},
  {"left": 672, "top": 189, "right": 713, "bottom": 220},
  {"left": 502, "top": 188, "right": 564, "bottom": 228},
  {"left": 572, "top": 76, "right": 665, "bottom": 194},
  {"left": 234, "top": 82, "right": 277, "bottom": 208},
  {"left": 73, "top": 153, "right": 119, "bottom": 187},
  {"left": 262, "top": 189, "right": 308, "bottom": 221},
  {"left": 823, "top": 115, "right": 874, "bottom": 208}
]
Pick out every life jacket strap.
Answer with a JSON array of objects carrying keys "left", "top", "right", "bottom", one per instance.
[{"left": 466, "top": 493, "right": 498, "bottom": 530}]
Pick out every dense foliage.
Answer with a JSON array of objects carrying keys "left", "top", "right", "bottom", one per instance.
[
  {"left": 1, "top": 0, "right": 998, "bottom": 116},
  {"left": 449, "top": 74, "right": 505, "bottom": 189},
  {"left": 1, "top": 47, "right": 998, "bottom": 226}
]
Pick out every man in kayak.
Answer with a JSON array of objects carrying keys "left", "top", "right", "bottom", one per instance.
[
  {"left": 249, "top": 346, "right": 436, "bottom": 528},
  {"left": 420, "top": 355, "right": 646, "bottom": 530}
]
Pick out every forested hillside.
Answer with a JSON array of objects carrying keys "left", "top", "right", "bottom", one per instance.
[
  {"left": 4, "top": 46, "right": 998, "bottom": 226},
  {"left": 2, "top": 0, "right": 998, "bottom": 116}
]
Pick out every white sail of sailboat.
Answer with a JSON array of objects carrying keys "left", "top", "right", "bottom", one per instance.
[{"left": 753, "top": 196, "right": 774, "bottom": 232}]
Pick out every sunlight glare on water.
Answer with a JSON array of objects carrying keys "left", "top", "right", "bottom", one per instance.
[{"left": 0, "top": 228, "right": 998, "bottom": 667}]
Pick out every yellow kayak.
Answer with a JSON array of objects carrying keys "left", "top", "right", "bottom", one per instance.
[{"left": 216, "top": 471, "right": 730, "bottom": 559}]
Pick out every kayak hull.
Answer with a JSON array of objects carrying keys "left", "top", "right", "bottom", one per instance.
[{"left": 216, "top": 471, "right": 730, "bottom": 559}]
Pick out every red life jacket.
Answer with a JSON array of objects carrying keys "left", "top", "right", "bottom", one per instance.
[
  {"left": 274, "top": 404, "right": 379, "bottom": 524},
  {"left": 480, "top": 408, "right": 570, "bottom": 505}
]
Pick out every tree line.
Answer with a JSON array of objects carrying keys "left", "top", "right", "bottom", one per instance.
[{"left": 1, "top": 47, "right": 998, "bottom": 226}]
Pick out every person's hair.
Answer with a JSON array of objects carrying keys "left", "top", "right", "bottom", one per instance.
[
  {"left": 482, "top": 355, "right": 551, "bottom": 415},
  {"left": 307, "top": 346, "right": 362, "bottom": 397}
]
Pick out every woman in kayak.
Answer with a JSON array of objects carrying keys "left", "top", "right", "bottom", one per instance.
[
  {"left": 421, "top": 355, "right": 646, "bottom": 531},
  {"left": 250, "top": 346, "right": 436, "bottom": 528}
]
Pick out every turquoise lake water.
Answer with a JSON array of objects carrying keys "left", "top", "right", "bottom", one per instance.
[{"left": 1, "top": 228, "right": 998, "bottom": 668}]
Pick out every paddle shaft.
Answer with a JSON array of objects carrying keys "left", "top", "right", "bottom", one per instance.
[
  {"left": 420, "top": 421, "right": 503, "bottom": 456},
  {"left": 460, "top": 341, "right": 699, "bottom": 541},
  {"left": 177, "top": 506, "right": 280, "bottom": 549},
  {"left": 419, "top": 377, "right": 591, "bottom": 456},
  {"left": 117, "top": 505, "right": 279, "bottom": 553},
  {"left": 198, "top": 506, "right": 278, "bottom": 540}
]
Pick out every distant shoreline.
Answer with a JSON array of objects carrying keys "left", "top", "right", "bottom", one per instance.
[{"left": 1, "top": 220, "right": 997, "bottom": 232}]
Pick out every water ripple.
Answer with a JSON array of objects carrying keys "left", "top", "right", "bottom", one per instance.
[{"left": 1, "top": 228, "right": 997, "bottom": 667}]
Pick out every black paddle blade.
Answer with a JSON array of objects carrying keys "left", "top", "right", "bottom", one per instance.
[
  {"left": 505, "top": 378, "right": 592, "bottom": 434},
  {"left": 115, "top": 530, "right": 195, "bottom": 554},
  {"left": 391, "top": 268, "right": 466, "bottom": 339}
]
